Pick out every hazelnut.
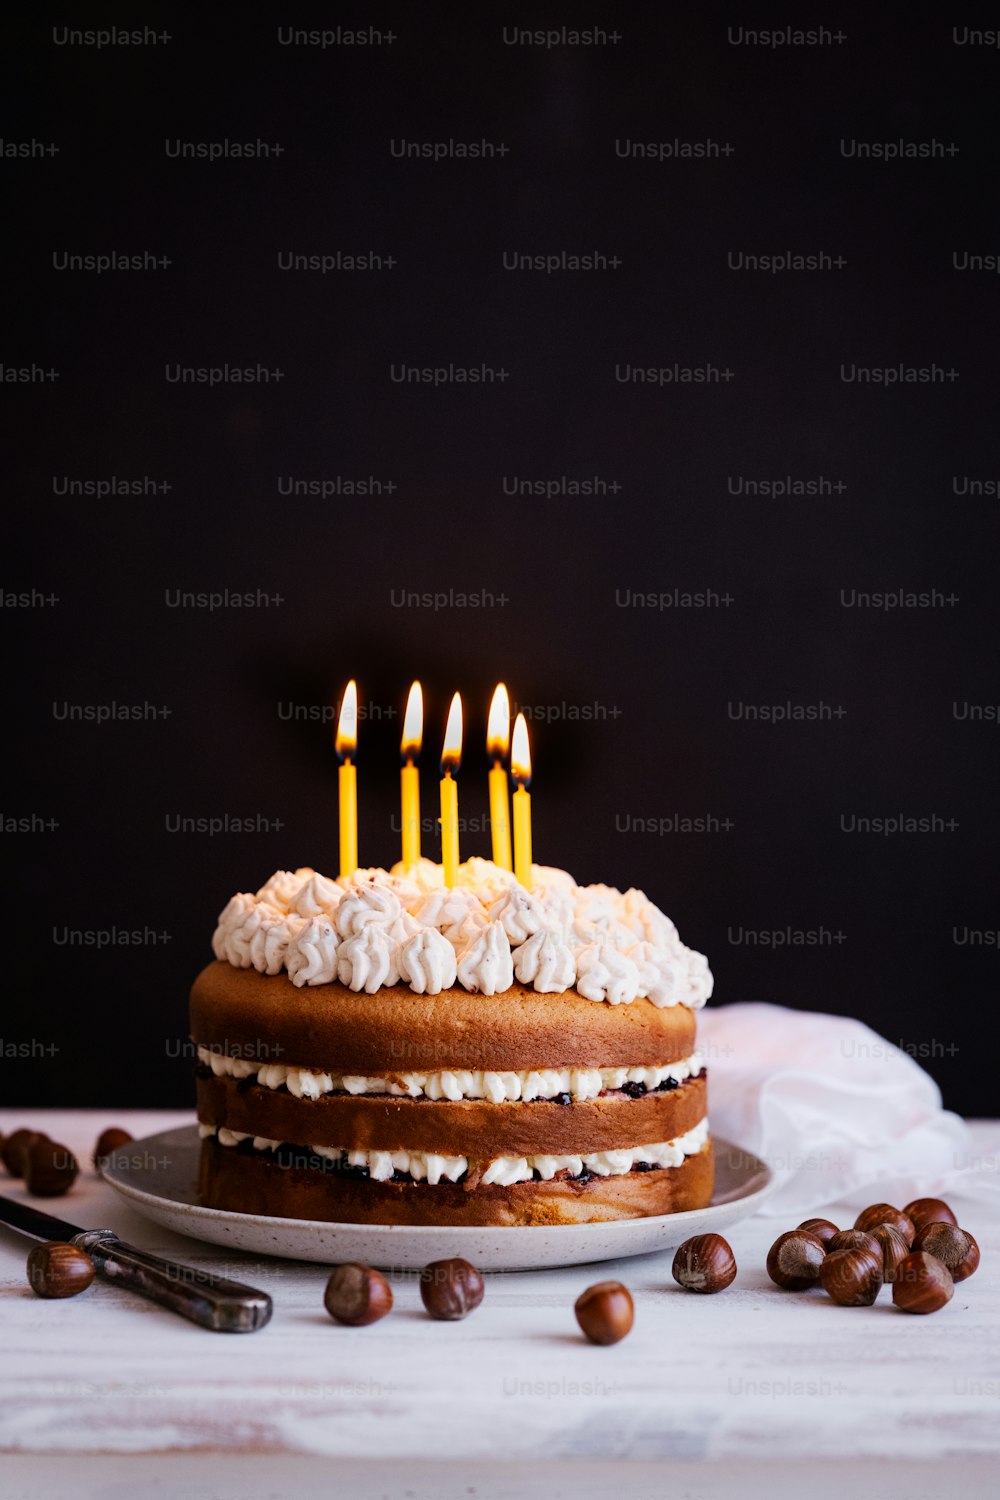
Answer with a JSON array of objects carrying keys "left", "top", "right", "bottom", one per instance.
[
  {"left": 419, "top": 1258, "right": 485, "bottom": 1320},
  {"left": 797, "top": 1217, "right": 839, "bottom": 1247},
  {"left": 575, "top": 1280, "right": 634, "bottom": 1345},
  {"left": 819, "top": 1247, "right": 883, "bottom": 1306},
  {"left": 828, "top": 1229, "right": 880, "bottom": 1256},
  {"left": 854, "top": 1203, "right": 915, "bottom": 1246},
  {"left": 892, "top": 1250, "right": 954, "bottom": 1314},
  {"left": 868, "top": 1224, "right": 911, "bottom": 1282},
  {"left": 323, "top": 1263, "right": 393, "bottom": 1325},
  {"left": 27, "top": 1241, "right": 96, "bottom": 1299},
  {"left": 94, "top": 1127, "right": 134, "bottom": 1169},
  {"left": 24, "top": 1138, "right": 79, "bottom": 1197},
  {"left": 912, "top": 1223, "right": 979, "bottom": 1283},
  {"left": 1, "top": 1128, "right": 49, "bottom": 1178},
  {"left": 904, "top": 1197, "right": 958, "bottom": 1234},
  {"left": 766, "top": 1230, "right": 827, "bottom": 1290},
  {"left": 671, "top": 1234, "right": 737, "bottom": 1294}
]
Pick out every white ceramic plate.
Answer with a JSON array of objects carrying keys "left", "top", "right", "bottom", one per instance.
[{"left": 101, "top": 1125, "right": 775, "bottom": 1270}]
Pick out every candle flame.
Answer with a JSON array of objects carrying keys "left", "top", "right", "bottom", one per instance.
[
  {"left": 511, "top": 713, "right": 531, "bottom": 786},
  {"left": 441, "top": 692, "right": 463, "bottom": 776},
  {"left": 487, "top": 683, "right": 510, "bottom": 760},
  {"left": 336, "top": 680, "right": 358, "bottom": 760},
  {"left": 401, "top": 680, "right": 423, "bottom": 760}
]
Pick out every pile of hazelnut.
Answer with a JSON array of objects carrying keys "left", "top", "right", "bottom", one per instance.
[
  {"left": 3, "top": 1125, "right": 134, "bottom": 1300},
  {"left": 1, "top": 1124, "right": 133, "bottom": 1199},
  {"left": 568, "top": 1196, "right": 980, "bottom": 1342},
  {"left": 766, "top": 1198, "right": 979, "bottom": 1314}
]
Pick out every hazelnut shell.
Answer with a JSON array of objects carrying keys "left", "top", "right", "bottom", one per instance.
[
  {"left": 767, "top": 1230, "right": 827, "bottom": 1291},
  {"left": 892, "top": 1250, "right": 954, "bottom": 1314},
  {"left": 1, "top": 1129, "right": 49, "bottom": 1178},
  {"left": 869, "top": 1224, "right": 911, "bottom": 1282},
  {"left": 575, "top": 1280, "right": 634, "bottom": 1345},
  {"left": 27, "top": 1241, "right": 95, "bottom": 1299},
  {"left": 854, "top": 1203, "right": 915, "bottom": 1246},
  {"left": 819, "top": 1247, "right": 883, "bottom": 1306},
  {"left": 94, "top": 1127, "right": 134, "bottom": 1169},
  {"left": 903, "top": 1197, "right": 958, "bottom": 1234},
  {"left": 828, "top": 1229, "right": 880, "bottom": 1256},
  {"left": 912, "top": 1223, "right": 979, "bottom": 1283},
  {"left": 24, "top": 1139, "right": 79, "bottom": 1197},
  {"left": 420, "top": 1257, "right": 485, "bottom": 1320},
  {"left": 796, "top": 1217, "right": 839, "bottom": 1247},
  {"left": 671, "top": 1234, "right": 737, "bottom": 1294},
  {"left": 323, "top": 1263, "right": 393, "bottom": 1325}
]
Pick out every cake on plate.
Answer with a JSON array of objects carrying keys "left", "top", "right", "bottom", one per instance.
[{"left": 191, "top": 858, "right": 713, "bottom": 1226}]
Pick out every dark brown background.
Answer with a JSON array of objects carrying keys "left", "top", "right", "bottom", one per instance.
[{"left": 4, "top": 5, "right": 998, "bottom": 1112}]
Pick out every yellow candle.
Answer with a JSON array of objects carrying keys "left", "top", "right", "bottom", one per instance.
[
  {"left": 339, "top": 761, "right": 357, "bottom": 877},
  {"left": 440, "top": 772, "right": 459, "bottom": 886},
  {"left": 336, "top": 680, "right": 358, "bottom": 877},
  {"left": 511, "top": 712, "right": 532, "bottom": 887},
  {"left": 487, "top": 683, "right": 512, "bottom": 870},
  {"left": 489, "top": 764, "right": 512, "bottom": 870},
  {"left": 400, "top": 680, "right": 422, "bottom": 867},
  {"left": 439, "top": 692, "right": 463, "bottom": 886}
]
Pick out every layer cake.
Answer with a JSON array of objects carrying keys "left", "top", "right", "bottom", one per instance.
[{"left": 191, "top": 858, "right": 714, "bottom": 1226}]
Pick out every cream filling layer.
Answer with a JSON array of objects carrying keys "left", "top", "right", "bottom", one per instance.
[
  {"left": 199, "top": 1115, "right": 710, "bottom": 1185},
  {"left": 197, "top": 1043, "right": 704, "bottom": 1103}
]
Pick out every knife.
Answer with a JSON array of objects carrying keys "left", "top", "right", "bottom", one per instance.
[{"left": 0, "top": 1195, "right": 272, "bottom": 1333}]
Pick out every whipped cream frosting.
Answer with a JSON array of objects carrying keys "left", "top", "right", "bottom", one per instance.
[
  {"left": 512, "top": 927, "right": 575, "bottom": 992},
  {"left": 196, "top": 1043, "right": 705, "bottom": 1102},
  {"left": 284, "top": 916, "right": 336, "bottom": 986},
  {"left": 397, "top": 927, "right": 457, "bottom": 995},
  {"left": 211, "top": 859, "right": 712, "bottom": 1008},
  {"left": 200, "top": 1116, "right": 709, "bottom": 1184}
]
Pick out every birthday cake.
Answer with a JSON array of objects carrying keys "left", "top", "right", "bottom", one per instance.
[{"left": 191, "top": 858, "right": 714, "bottom": 1226}]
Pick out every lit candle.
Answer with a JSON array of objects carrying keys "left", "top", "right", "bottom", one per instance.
[
  {"left": 439, "top": 692, "right": 463, "bottom": 887},
  {"left": 487, "top": 683, "right": 512, "bottom": 870},
  {"left": 336, "top": 680, "right": 358, "bottom": 878},
  {"left": 400, "top": 680, "right": 422, "bottom": 867},
  {"left": 511, "top": 712, "right": 532, "bottom": 888}
]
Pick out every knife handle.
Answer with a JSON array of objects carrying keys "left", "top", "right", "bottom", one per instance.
[{"left": 72, "top": 1229, "right": 273, "bottom": 1333}]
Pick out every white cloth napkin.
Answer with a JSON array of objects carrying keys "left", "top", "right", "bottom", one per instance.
[{"left": 698, "top": 1002, "right": 997, "bottom": 1217}]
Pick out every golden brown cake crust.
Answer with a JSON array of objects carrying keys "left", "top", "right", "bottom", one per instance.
[
  {"left": 195, "top": 1072, "right": 707, "bottom": 1155},
  {"left": 190, "top": 960, "right": 698, "bottom": 1073},
  {"left": 197, "top": 1136, "right": 714, "bottom": 1226}
]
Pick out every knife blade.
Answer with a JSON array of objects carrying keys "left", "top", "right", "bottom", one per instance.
[
  {"left": 0, "top": 1193, "right": 272, "bottom": 1333},
  {"left": 0, "top": 1194, "right": 83, "bottom": 1244}
]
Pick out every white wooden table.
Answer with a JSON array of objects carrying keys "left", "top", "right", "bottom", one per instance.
[{"left": 2, "top": 1110, "right": 997, "bottom": 1500}]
